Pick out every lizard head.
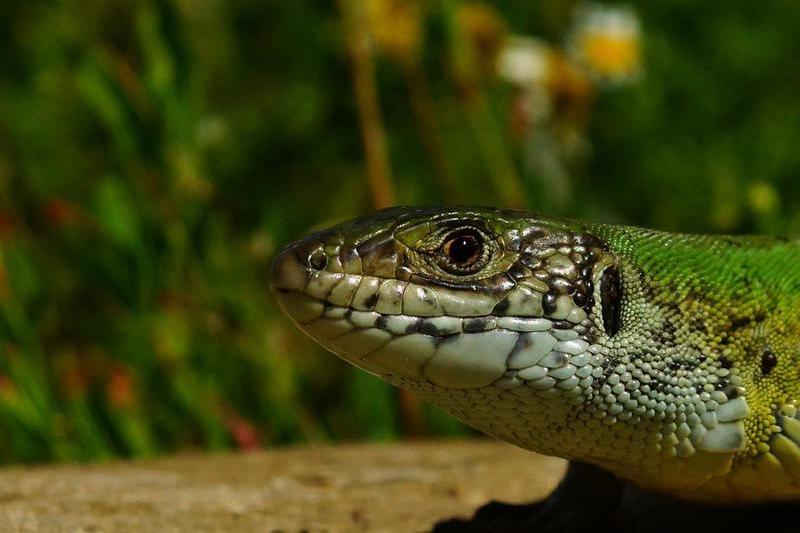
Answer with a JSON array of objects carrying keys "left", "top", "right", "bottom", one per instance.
[
  {"left": 271, "top": 206, "right": 751, "bottom": 492},
  {"left": 271, "top": 207, "right": 622, "bottom": 450}
]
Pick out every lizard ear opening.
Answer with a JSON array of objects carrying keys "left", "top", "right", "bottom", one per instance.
[{"left": 599, "top": 266, "right": 622, "bottom": 337}]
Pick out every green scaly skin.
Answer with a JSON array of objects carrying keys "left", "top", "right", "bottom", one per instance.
[{"left": 271, "top": 206, "right": 800, "bottom": 504}]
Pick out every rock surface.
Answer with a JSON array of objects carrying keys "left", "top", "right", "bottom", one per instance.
[{"left": 0, "top": 440, "right": 565, "bottom": 532}]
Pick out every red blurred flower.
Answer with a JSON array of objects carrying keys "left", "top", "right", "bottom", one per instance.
[
  {"left": 0, "top": 211, "right": 15, "bottom": 240},
  {"left": 0, "top": 373, "right": 17, "bottom": 401},
  {"left": 225, "top": 413, "right": 261, "bottom": 451},
  {"left": 107, "top": 365, "right": 136, "bottom": 409},
  {"left": 44, "top": 198, "right": 82, "bottom": 227}
]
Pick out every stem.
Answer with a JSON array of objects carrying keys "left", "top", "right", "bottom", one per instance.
[
  {"left": 441, "top": 0, "right": 525, "bottom": 209},
  {"left": 465, "top": 90, "right": 525, "bottom": 209},
  {"left": 402, "top": 59, "right": 461, "bottom": 203},
  {"left": 338, "top": 0, "right": 395, "bottom": 209}
]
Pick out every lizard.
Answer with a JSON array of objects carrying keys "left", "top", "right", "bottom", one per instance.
[{"left": 270, "top": 206, "right": 800, "bottom": 531}]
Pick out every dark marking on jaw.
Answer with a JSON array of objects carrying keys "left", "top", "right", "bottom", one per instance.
[
  {"left": 463, "top": 317, "right": 494, "bottom": 332},
  {"left": 375, "top": 315, "right": 389, "bottom": 331},
  {"left": 363, "top": 293, "right": 380, "bottom": 309},
  {"left": 492, "top": 298, "right": 511, "bottom": 315},
  {"left": 405, "top": 319, "right": 420, "bottom": 334},
  {"left": 417, "top": 320, "right": 442, "bottom": 337},
  {"left": 542, "top": 293, "right": 557, "bottom": 315}
]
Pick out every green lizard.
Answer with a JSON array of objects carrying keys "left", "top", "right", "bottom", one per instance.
[{"left": 271, "top": 207, "right": 800, "bottom": 530}]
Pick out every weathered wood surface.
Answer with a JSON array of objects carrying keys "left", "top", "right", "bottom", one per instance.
[{"left": 0, "top": 440, "right": 565, "bottom": 532}]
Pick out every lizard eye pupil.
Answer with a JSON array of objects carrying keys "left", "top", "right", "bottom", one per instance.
[
  {"left": 439, "top": 229, "right": 485, "bottom": 275},
  {"left": 448, "top": 235, "right": 480, "bottom": 265}
]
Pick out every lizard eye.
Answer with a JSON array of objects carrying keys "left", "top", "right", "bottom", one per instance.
[{"left": 437, "top": 228, "right": 488, "bottom": 275}]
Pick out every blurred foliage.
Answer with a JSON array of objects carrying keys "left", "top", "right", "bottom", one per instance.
[{"left": 0, "top": 0, "right": 799, "bottom": 463}]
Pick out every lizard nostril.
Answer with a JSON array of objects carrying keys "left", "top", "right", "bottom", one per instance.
[{"left": 308, "top": 249, "right": 328, "bottom": 270}]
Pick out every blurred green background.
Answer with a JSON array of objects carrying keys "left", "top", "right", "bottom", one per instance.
[{"left": 1, "top": 0, "right": 799, "bottom": 463}]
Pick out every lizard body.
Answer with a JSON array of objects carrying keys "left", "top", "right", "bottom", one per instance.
[{"left": 271, "top": 207, "right": 800, "bottom": 503}]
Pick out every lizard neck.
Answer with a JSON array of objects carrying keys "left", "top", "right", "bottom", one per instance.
[{"left": 583, "top": 225, "right": 800, "bottom": 499}]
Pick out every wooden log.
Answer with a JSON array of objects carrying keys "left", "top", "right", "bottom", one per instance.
[{"left": 0, "top": 440, "right": 565, "bottom": 532}]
